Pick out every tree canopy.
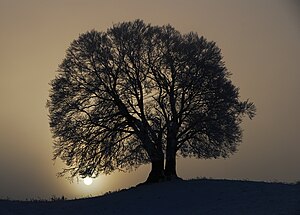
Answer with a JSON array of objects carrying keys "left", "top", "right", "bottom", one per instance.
[{"left": 47, "top": 20, "right": 255, "bottom": 182}]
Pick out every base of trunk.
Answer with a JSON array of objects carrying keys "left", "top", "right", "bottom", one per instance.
[
  {"left": 143, "top": 164, "right": 181, "bottom": 184},
  {"left": 144, "top": 159, "right": 165, "bottom": 184},
  {"left": 164, "top": 156, "right": 177, "bottom": 180},
  {"left": 141, "top": 156, "right": 181, "bottom": 185},
  {"left": 139, "top": 175, "right": 182, "bottom": 187},
  {"left": 165, "top": 173, "right": 180, "bottom": 181}
]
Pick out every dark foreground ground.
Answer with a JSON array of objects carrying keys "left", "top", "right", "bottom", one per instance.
[{"left": 1, "top": 179, "right": 300, "bottom": 215}]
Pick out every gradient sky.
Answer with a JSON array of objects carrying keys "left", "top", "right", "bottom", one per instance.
[{"left": 0, "top": 0, "right": 299, "bottom": 200}]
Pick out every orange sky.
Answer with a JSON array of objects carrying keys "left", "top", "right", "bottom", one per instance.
[{"left": 0, "top": 0, "right": 299, "bottom": 200}]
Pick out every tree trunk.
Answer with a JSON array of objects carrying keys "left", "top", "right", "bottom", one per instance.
[
  {"left": 145, "top": 158, "right": 165, "bottom": 183},
  {"left": 165, "top": 144, "right": 178, "bottom": 180},
  {"left": 165, "top": 121, "right": 179, "bottom": 180}
]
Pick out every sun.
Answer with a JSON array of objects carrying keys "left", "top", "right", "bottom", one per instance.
[{"left": 83, "top": 177, "right": 93, "bottom": 186}]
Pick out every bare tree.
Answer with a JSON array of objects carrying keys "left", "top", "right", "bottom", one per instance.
[{"left": 47, "top": 20, "right": 255, "bottom": 183}]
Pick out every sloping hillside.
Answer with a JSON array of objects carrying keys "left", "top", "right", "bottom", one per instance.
[{"left": 1, "top": 179, "right": 299, "bottom": 215}]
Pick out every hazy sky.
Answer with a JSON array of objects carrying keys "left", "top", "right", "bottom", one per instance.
[{"left": 0, "top": 0, "right": 299, "bottom": 200}]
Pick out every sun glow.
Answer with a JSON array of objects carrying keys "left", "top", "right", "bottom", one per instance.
[{"left": 83, "top": 177, "right": 93, "bottom": 186}]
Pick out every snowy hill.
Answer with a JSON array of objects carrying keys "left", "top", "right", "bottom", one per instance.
[{"left": 1, "top": 179, "right": 299, "bottom": 215}]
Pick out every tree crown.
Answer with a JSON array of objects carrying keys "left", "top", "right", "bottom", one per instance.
[{"left": 47, "top": 20, "right": 255, "bottom": 179}]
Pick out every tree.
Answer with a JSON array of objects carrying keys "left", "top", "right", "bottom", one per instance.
[{"left": 47, "top": 20, "right": 255, "bottom": 183}]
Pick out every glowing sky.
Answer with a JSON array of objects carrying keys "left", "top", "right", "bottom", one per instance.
[{"left": 0, "top": 0, "right": 299, "bottom": 200}]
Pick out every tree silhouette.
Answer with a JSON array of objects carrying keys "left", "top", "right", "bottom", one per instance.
[{"left": 47, "top": 20, "right": 256, "bottom": 183}]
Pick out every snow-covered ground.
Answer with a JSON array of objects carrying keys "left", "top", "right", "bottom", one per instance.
[{"left": 1, "top": 179, "right": 299, "bottom": 215}]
